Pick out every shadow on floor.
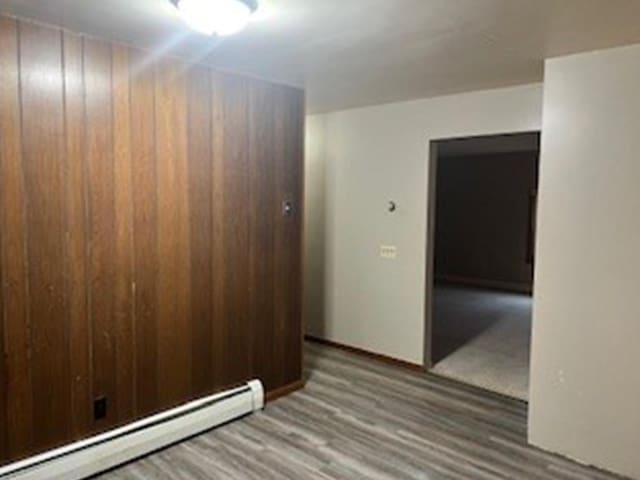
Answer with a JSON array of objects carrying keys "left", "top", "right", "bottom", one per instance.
[
  {"left": 430, "top": 283, "right": 533, "bottom": 400},
  {"left": 431, "top": 283, "right": 507, "bottom": 363}
]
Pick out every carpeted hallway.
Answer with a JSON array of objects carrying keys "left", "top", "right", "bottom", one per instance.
[{"left": 431, "top": 285, "right": 532, "bottom": 401}]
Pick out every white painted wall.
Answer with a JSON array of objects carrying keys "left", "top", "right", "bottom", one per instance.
[
  {"left": 529, "top": 44, "right": 640, "bottom": 480},
  {"left": 305, "top": 84, "right": 543, "bottom": 364},
  {"left": 303, "top": 115, "right": 327, "bottom": 336}
]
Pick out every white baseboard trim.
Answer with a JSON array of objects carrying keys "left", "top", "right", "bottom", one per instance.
[{"left": 0, "top": 380, "right": 264, "bottom": 480}]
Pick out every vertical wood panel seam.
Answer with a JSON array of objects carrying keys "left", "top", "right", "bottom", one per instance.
[
  {"left": 0, "top": 187, "right": 5, "bottom": 460},
  {"left": 60, "top": 24, "right": 72, "bottom": 438},
  {"left": 0, "top": 16, "right": 36, "bottom": 454},
  {"left": 15, "top": 19, "right": 35, "bottom": 448},
  {"left": 0, "top": 18, "right": 15, "bottom": 460},
  {"left": 246, "top": 83, "right": 252, "bottom": 379},
  {"left": 0, "top": 235, "right": 4, "bottom": 461},
  {"left": 0, "top": 24, "right": 7, "bottom": 460},
  {"left": 186, "top": 69, "right": 193, "bottom": 394},
  {"left": 112, "top": 45, "right": 136, "bottom": 422},
  {"left": 248, "top": 85, "right": 254, "bottom": 380},
  {"left": 103, "top": 40, "right": 116, "bottom": 421},
  {"left": 246, "top": 84, "right": 253, "bottom": 379},
  {"left": 243, "top": 79, "right": 251, "bottom": 382},
  {"left": 108, "top": 41, "right": 115, "bottom": 420},
  {"left": 58, "top": 28, "right": 73, "bottom": 440},
  {"left": 298, "top": 93, "right": 305, "bottom": 379},
  {"left": 109, "top": 42, "right": 119, "bottom": 422},
  {"left": 80, "top": 36, "right": 95, "bottom": 431},
  {"left": 210, "top": 73, "right": 222, "bottom": 390},
  {"left": 151, "top": 60, "right": 160, "bottom": 408},
  {"left": 126, "top": 47, "right": 139, "bottom": 417},
  {"left": 109, "top": 44, "right": 117, "bottom": 421},
  {"left": 61, "top": 31, "right": 90, "bottom": 439},
  {"left": 205, "top": 70, "right": 213, "bottom": 395}
]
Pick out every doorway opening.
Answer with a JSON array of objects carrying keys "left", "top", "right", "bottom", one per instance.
[{"left": 425, "top": 132, "right": 540, "bottom": 401}]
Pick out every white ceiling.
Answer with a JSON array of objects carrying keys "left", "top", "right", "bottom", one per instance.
[{"left": 1, "top": 0, "right": 640, "bottom": 113}]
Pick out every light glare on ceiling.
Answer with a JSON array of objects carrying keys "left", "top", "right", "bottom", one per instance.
[{"left": 172, "top": 0, "right": 257, "bottom": 36}]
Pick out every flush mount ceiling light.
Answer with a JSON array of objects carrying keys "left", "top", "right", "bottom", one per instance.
[{"left": 171, "top": 0, "right": 259, "bottom": 36}]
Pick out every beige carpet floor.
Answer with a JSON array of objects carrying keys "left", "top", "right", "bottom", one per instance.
[{"left": 431, "top": 285, "right": 532, "bottom": 401}]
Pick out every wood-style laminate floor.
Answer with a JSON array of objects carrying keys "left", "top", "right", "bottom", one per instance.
[{"left": 96, "top": 342, "right": 626, "bottom": 480}]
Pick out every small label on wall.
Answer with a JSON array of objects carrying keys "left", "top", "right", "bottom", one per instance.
[{"left": 380, "top": 245, "right": 397, "bottom": 259}]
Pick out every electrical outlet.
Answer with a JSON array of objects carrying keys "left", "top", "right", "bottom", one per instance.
[
  {"left": 380, "top": 245, "right": 397, "bottom": 259},
  {"left": 94, "top": 397, "right": 107, "bottom": 420}
]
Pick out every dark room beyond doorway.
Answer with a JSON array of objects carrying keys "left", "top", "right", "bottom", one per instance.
[{"left": 428, "top": 132, "right": 540, "bottom": 401}]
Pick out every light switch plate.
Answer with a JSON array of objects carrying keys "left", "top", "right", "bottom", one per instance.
[{"left": 380, "top": 245, "right": 397, "bottom": 259}]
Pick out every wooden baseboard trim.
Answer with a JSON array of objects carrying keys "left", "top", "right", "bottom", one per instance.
[
  {"left": 265, "top": 379, "right": 305, "bottom": 403},
  {"left": 305, "top": 336, "right": 427, "bottom": 374}
]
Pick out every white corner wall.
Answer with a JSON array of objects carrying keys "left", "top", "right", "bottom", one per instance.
[
  {"left": 304, "top": 115, "right": 327, "bottom": 336},
  {"left": 305, "top": 84, "right": 543, "bottom": 364},
  {"left": 529, "top": 44, "right": 640, "bottom": 479}
]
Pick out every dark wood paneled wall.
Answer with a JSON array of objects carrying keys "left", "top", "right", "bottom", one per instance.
[
  {"left": 0, "top": 15, "right": 304, "bottom": 464},
  {"left": 434, "top": 151, "right": 538, "bottom": 292}
]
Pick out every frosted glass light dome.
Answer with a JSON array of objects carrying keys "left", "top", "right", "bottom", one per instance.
[{"left": 172, "top": 0, "right": 258, "bottom": 36}]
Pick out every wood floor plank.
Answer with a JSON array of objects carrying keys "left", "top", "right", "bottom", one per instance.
[{"left": 97, "top": 343, "right": 629, "bottom": 480}]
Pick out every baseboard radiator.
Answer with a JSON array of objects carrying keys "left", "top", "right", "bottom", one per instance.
[{"left": 0, "top": 380, "right": 264, "bottom": 480}]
